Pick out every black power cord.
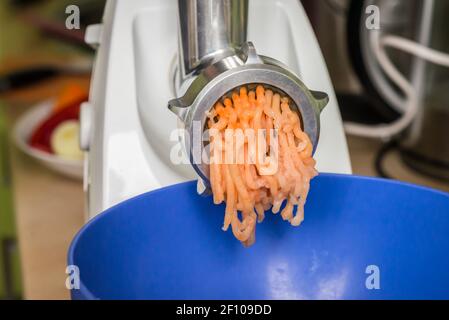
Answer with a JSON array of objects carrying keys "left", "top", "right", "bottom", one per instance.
[
  {"left": 374, "top": 140, "right": 399, "bottom": 179},
  {"left": 375, "top": 140, "right": 449, "bottom": 182}
]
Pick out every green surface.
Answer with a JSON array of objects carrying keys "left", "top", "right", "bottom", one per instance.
[
  {"left": 0, "top": 104, "right": 22, "bottom": 299},
  {"left": 0, "top": 0, "right": 103, "bottom": 60}
]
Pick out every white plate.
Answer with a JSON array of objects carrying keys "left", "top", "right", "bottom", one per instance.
[{"left": 13, "top": 100, "right": 84, "bottom": 180}]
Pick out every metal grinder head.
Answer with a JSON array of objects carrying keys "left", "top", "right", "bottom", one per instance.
[{"left": 168, "top": 42, "right": 329, "bottom": 188}]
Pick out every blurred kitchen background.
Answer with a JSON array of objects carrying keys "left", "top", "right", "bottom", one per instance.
[{"left": 0, "top": 0, "right": 448, "bottom": 299}]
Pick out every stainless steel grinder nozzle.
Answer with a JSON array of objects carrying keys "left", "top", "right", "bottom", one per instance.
[{"left": 169, "top": 0, "right": 329, "bottom": 193}]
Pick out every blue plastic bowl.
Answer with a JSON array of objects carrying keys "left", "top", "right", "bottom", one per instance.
[{"left": 68, "top": 174, "right": 449, "bottom": 300}]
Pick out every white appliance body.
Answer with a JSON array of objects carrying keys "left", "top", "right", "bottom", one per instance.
[{"left": 82, "top": 0, "right": 352, "bottom": 219}]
